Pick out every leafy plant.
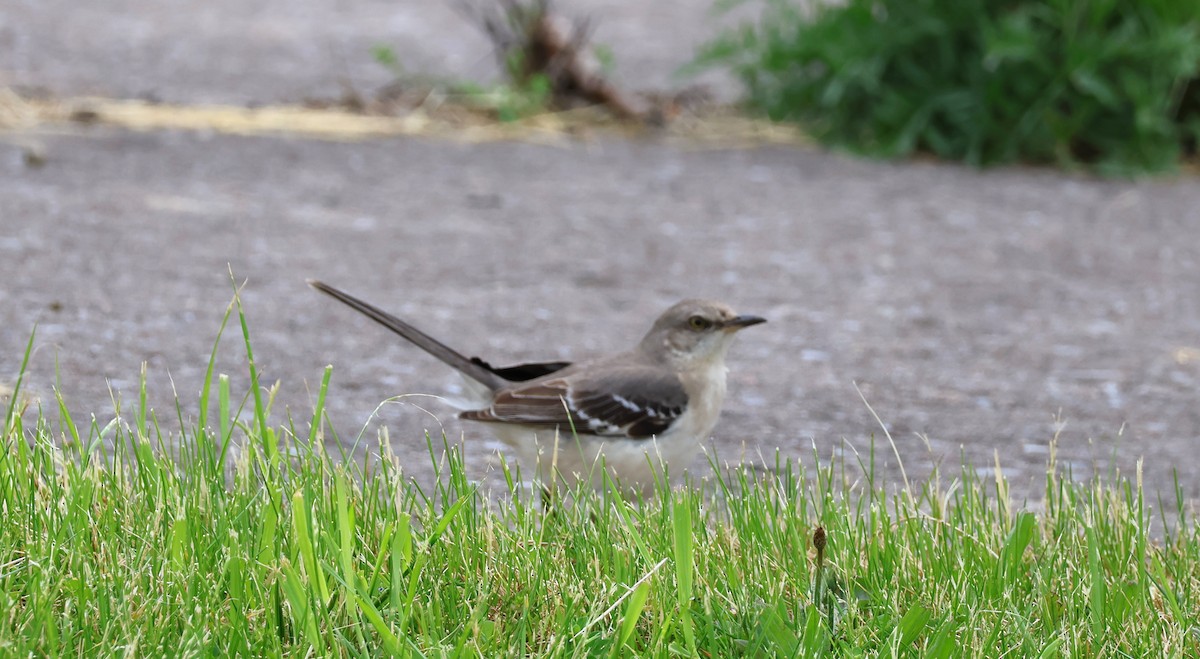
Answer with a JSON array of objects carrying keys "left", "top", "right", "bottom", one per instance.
[
  {"left": 696, "top": 0, "right": 1200, "bottom": 173},
  {"left": 370, "top": 45, "right": 404, "bottom": 78}
]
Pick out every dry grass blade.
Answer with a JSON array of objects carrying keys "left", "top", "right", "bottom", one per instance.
[
  {"left": 0, "top": 88, "right": 40, "bottom": 130},
  {"left": 8, "top": 92, "right": 809, "bottom": 149}
]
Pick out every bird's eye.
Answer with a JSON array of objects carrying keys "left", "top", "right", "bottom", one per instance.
[{"left": 688, "top": 315, "right": 712, "bottom": 331}]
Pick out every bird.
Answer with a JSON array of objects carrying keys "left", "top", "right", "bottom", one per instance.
[{"left": 308, "top": 280, "right": 765, "bottom": 490}]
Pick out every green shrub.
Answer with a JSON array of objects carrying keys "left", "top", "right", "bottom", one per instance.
[{"left": 698, "top": 0, "right": 1200, "bottom": 173}]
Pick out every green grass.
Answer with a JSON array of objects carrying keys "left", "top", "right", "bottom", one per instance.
[
  {"left": 3, "top": 292, "right": 1199, "bottom": 656},
  {"left": 371, "top": 44, "right": 555, "bottom": 123}
]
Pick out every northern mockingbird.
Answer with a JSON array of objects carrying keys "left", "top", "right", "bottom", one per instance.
[{"left": 309, "top": 280, "right": 765, "bottom": 489}]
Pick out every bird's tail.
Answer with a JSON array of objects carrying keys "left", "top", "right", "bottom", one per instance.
[{"left": 307, "top": 280, "right": 507, "bottom": 392}]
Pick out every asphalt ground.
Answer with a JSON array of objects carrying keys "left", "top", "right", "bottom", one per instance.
[{"left": 3, "top": 1, "right": 1199, "bottom": 500}]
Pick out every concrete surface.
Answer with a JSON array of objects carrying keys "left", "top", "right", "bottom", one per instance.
[{"left": 2, "top": 0, "right": 1198, "bottom": 500}]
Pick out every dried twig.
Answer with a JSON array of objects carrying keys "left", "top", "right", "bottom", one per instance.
[{"left": 455, "top": 0, "right": 645, "bottom": 120}]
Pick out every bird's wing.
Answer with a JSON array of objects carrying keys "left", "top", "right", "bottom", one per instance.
[
  {"left": 468, "top": 357, "right": 573, "bottom": 382},
  {"left": 459, "top": 365, "right": 688, "bottom": 439}
]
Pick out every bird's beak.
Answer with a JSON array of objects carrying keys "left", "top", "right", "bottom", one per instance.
[{"left": 723, "top": 315, "right": 767, "bottom": 331}]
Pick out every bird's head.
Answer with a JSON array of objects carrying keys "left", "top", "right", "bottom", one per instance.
[{"left": 639, "top": 299, "right": 766, "bottom": 368}]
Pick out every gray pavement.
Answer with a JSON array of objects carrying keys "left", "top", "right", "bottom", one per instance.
[
  {"left": 1, "top": 0, "right": 739, "bottom": 104},
  {"left": 2, "top": 1, "right": 1199, "bottom": 500}
]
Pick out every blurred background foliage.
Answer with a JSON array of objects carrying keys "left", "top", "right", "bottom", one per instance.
[{"left": 698, "top": 0, "right": 1200, "bottom": 174}]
